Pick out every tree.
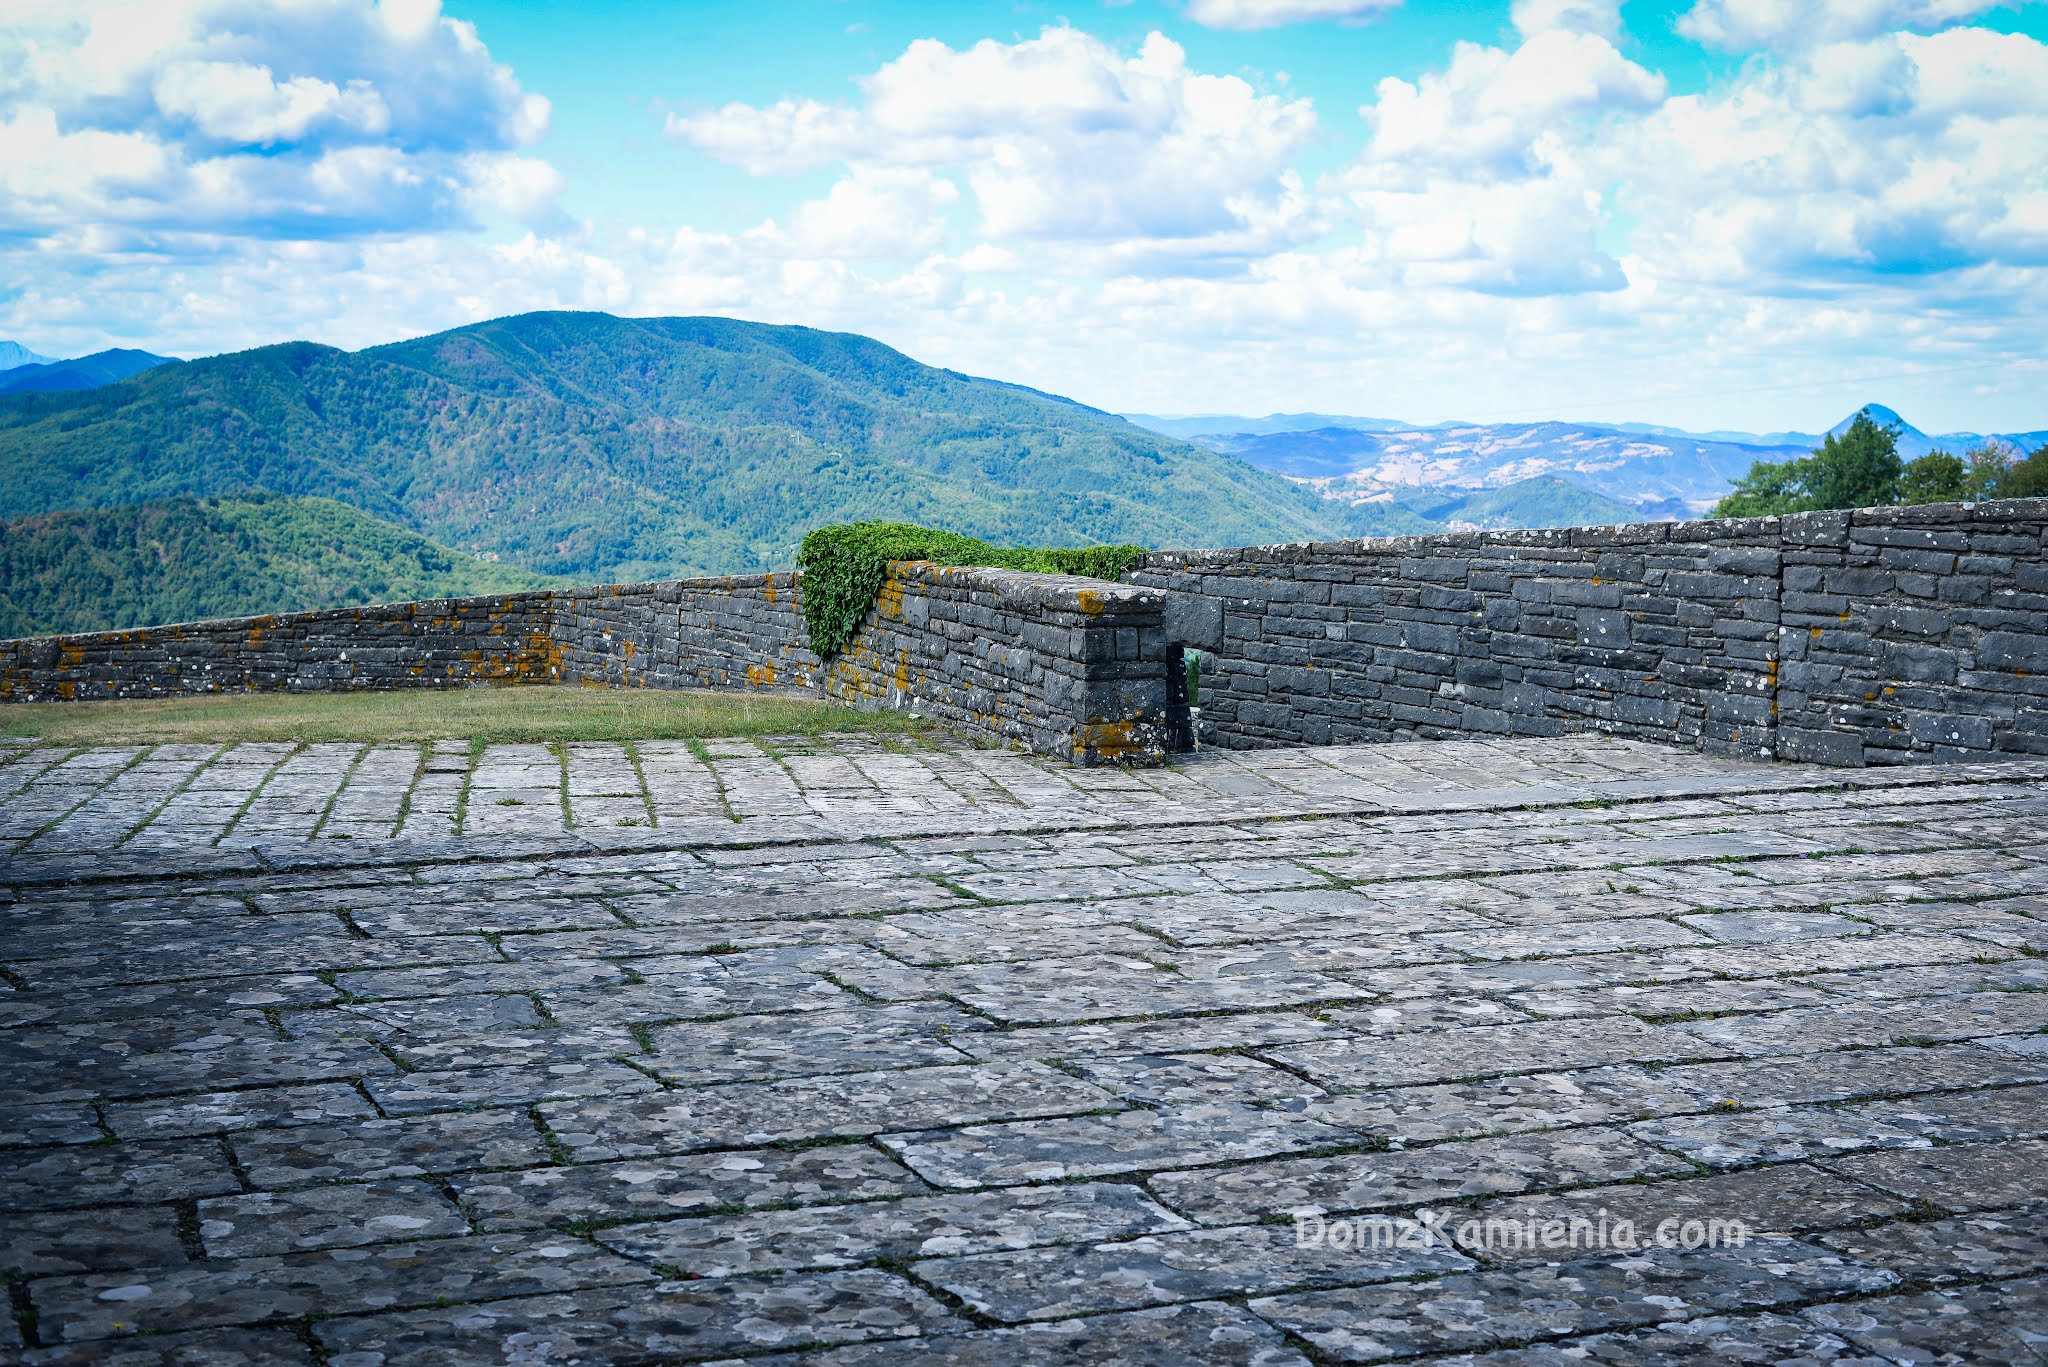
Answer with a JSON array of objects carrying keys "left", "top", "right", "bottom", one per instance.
[
  {"left": 1965, "top": 442, "right": 2017, "bottom": 500},
  {"left": 1714, "top": 455, "right": 1812, "bottom": 518},
  {"left": 1711, "top": 407, "right": 1903, "bottom": 517},
  {"left": 1804, "top": 408, "right": 1903, "bottom": 510},
  {"left": 1898, "top": 450, "right": 1965, "bottom": 505},
  {"left": 1989, "top": 442, "right": 2048, "bottom": 499}
]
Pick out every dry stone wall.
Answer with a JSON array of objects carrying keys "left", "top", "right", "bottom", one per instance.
[
  {"left": 1777, "top": 500, "right": 2048, "bottom": 764},
  {"left": 554, "top": 573, "right": 819, "bottom": 692},
  {"left": 0, "top": 563, "right": 1179, "bottom": 765},
  {"left": 823, "top": 563, "right": 1178, "bottom": 764},
  {"left": 0, "top": 593, "right": 561, "bottom": 703},
  {"left": 2, "top": 499, "right": 2039, "bottom": 766},
  {"left": 1131, "top": 498, "right": 2048, "bottom": 766}
]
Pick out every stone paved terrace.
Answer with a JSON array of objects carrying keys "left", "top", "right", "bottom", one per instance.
[{"left": 1, "top": 733, "right": 2046, "bottom": 1364}]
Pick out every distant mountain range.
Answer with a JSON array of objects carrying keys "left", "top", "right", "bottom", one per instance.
[
  {"left": 1126, "top": 405, "right": 2048, "bottom": 520},
  {"left": 0, "top": 348, "right": 179, "bottom": 395},
  {"left": 9, "top": 313, "right": 2035, "bottom": 638},
  {"left": 0, "top": 313, "right": 1430, "bottom": 600},
  {"left": 0, "top": 342, "right": 55, "bottom": 371}
]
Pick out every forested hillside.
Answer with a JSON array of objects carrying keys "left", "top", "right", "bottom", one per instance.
[
  {"left": 0, "top": 495, "right": 556, "bottom": 638},
  {"left": 0, "top": 312, "right": 1427, "bottom": 583}
]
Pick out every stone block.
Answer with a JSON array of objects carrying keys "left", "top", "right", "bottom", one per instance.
[
  {"left": 1778, "top": 726, "right": 1865, "bottom": 766},
  {"left": 1575, "top": 609, "right": 1630, "bottom": 647},
  {"left": 1906, "top": 712, "right": 1993, "bottom": 749},
  {"left": 1162, "top": 593, "right": 1224, "bottom": 650},
  {"left": 1980, "top": 631, "right": 2048, "bottom": 673}
]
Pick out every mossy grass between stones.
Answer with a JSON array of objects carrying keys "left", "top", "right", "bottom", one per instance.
[{"left": 796, "top": 521, "right": 1146, "bottom": 658}]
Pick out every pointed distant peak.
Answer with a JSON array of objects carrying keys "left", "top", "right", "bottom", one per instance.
[
  {"left": 1830, "top": 403, "right": 1919, "bottom": 438},
  {"left": 0, "top": 340, "right": 55, "bottom": 371}
]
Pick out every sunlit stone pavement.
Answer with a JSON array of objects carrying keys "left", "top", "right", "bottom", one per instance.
[{"left": 2, "top": 734, "right": 2045, "bottom": 1363}]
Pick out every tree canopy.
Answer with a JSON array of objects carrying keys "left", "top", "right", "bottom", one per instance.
[{"left": 1713, "top": 408, "right": 2048, "bottom": 517}]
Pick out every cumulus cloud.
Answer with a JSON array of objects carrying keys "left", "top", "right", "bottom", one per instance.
[
  {"left": 669, "top": 28, "right": 1319, "bottom": 258},
  {"left": 1677, "top": 0, "right": 2008, "bottom": 50},
  {"left": 1510, "top": 0, "right": 1624, "bottom": 38},
  {"left": 1621, "top": 27, "right": 2048, "bottom": 281},
  {"left": 774, "top": 169, "right": 960, "bottom": 258},
  {"left": 8, "top": 3, "right": 2043, "bottom": 437},
  {"left": 1181, "top": 0, "right": 1401, "bottom": 30},
  {"left": 0, "top": 0, "right": 560, "bottom": 241},
  {"left": 1361, "top": 30, "right": 1665, "bottom": 176},
  {"left": 1334, "top": 28, "right": 1662, "bottom": 294},
  {"left": 151, "top": 61, "right": 390, "bottom": 144},
  {"left": 1338, "top": 7, "right": 2048, "bottom": 310}
]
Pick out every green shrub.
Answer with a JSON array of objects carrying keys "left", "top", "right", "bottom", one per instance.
[{"left": 796, "top": 521, "right": 1146, "bottom": 657}]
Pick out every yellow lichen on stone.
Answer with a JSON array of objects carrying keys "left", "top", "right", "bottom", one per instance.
[{"left": 1076, "top": 720, "right": 1151, "bottom": 761}]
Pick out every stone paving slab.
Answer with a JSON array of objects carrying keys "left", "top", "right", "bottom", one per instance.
[
  {"left": 449, "top": 1146, "right": 933, "bottom": 1232},
  {"left": 3, "top": 735, "right": 2046, "bottom": 1362},
  {"left": 594, "top": 1181, "right": 1188, "bottom": 1277},
  {"left": 1251, "top": 1240, "right": 1899, "bottom": 1363},
  {"left": 308, "top": 1270, "right": 962, "bottom": 1364}
]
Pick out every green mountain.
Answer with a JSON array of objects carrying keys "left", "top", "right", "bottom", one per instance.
[
  {"left": 0, "top": 495, "right": 557, "bottom": 639},
  {"left": 0, "top": 312, "right": 1429, "bottom": 583},
  {"left": 1394, "top": 476, "right": 1645, "bottom": 530}
]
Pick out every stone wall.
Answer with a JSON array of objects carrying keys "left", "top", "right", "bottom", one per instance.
[
  {"left": 3, "top": 499, "right": 2039, "bottom": 766},
  {"left": 0, "top": 593, "right": 561, "bottom": 703},
  {"left": 823, "top": 563, "right": 1178, "bottom": 764},
  {"left": 553, "top": 573, "right": 819, "bottom": 692},
  {"left": 1777, "top": 500, "right": 2048, "bottom": 764},
  {"left": 1130, "top": 498, "right": 2048, "bottom": 765},
  {"left": 0, "top": 563, "right": 1177, "bottom": 764}
]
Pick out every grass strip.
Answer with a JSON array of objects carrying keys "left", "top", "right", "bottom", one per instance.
[{"left": 0, "top": 685, "right": 934, "bottom": 747}]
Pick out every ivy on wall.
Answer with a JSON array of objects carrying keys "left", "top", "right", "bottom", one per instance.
[{"left": 796, "top": 521, "right": 1145, "bottom": 657}]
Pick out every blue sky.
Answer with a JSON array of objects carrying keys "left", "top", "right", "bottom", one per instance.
[{"left": 3, "top": 0, "right": 2045, "bottom": 433}]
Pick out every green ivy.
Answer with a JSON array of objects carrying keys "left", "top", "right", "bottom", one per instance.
[{"left": 796, "top": 521, "right": 1146, "bottom": 658}]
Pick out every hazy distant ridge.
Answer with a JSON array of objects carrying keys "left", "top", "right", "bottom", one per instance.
[
  {"left": 1127, "top": 406, "right": 2048, "bottom": 519},
  {"left": 0, "top": 349, "right": 179, "bottom": 395}
]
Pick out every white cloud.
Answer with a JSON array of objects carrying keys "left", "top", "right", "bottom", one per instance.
[
  {"left": 1677, "top": 0, "right": 2009, "bottom": 50},
  {"left": 1620, "top": 27, "right": 2048, "bottom": 282},
  {"left": 460, "top": 153, "right": 567, "bottom": 224},
  {"left": 0, "top": 0, "right": 560, "bottom": 241},
  {"left": 774, "top": 169, "right": 960, "bottom": 258},
  {"left": 151, "top": 61, "right": 390, "bottom": 145},
  {"left": 1181, "top": 0, "right": 1401, "bottom": 30},
  {"left": 1334, "top": 29, "right": 1662, "bottom": 295},
  {"left": 669, "top": 28, "right": 1319, "bottom": 258},
  {"left": 1335, "top": 9, "right": 2048, "bottom": 310},
  {"left": 1510, "top": 0, "right": 1624, "bottom": 38},
  {"left": 665, "top": 98, "right": 860, "bottom": 177},
  {"left": 1361, "top": 30, "right": 1664, "bottom": 176},
  {"left": 957, "top": 243, "right": 1019, "bottom": 272},
  {"left": 6, "top": 4, "right": 2044, "bottom": 439}
]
